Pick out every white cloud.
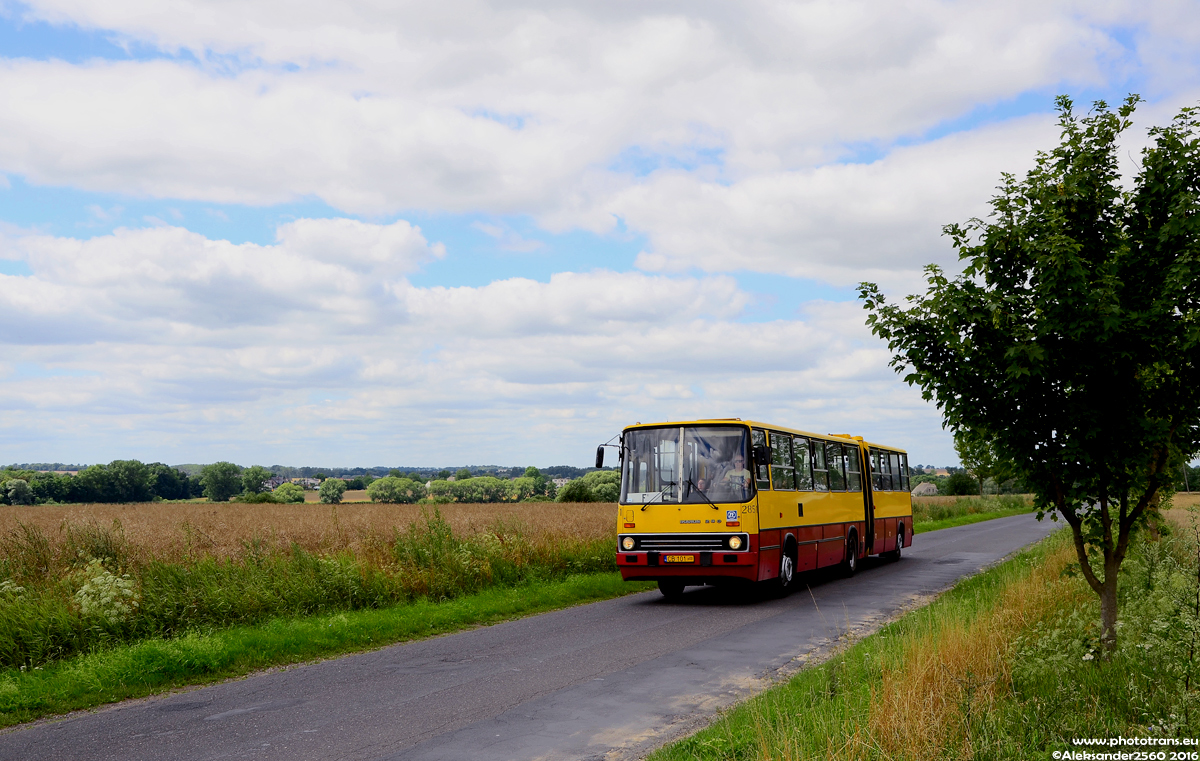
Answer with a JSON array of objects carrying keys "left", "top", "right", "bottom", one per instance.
[{"left": 0, "top": 221, "right": 944, "bottom": 464}]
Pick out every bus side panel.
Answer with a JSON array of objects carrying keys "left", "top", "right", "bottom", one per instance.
[
  {"left": 758, "top": 529, "right": 780, "bottom": 581},
  {"left": 818, "top": 524, "right": 844, "bottom": 568},
  {"left": 796, "top": 526, "right": 820, "bottom": 572},
  {"left": 877, "top": 517, "right": 895, "bottom": 554}
]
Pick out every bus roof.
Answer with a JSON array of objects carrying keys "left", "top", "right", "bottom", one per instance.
[{"left": 620, "top": 419, "right": 908, "bottom": 454}]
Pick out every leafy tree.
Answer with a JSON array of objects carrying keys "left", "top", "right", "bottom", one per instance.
[
  {"left": 953, "top": 431, "right": 1015, "bottom": 495},
  {"left": 436, "top": 470, "right": 451, "bottom": 480},
  {"left": 4, "top": 479, "right": 33, "bottom": 505},
  {"left": 556, "top": 479, "right": 596, "bottom": 502},
  {"left": 580, "top": 470, "right": 621, "bottom": 502},
  {"left": 319, "top": 478, "right": 347, "bottom": 504},
  {"left": 273, "top": 482, "right": 306, "bottom": 504},
  {"left": 454, "top": 468, "right": 473, "bottom": 481},
  {"left": 147, "top": 463, "right": 191, "bottom": 500},
  {"left": 367, "top": 476, "right": 425, "bottom": 504},
  {"left": 859, "top": 96, "right": 1200, "bottom": 652},
  {"left": 200, "top": 462, "right": 243, "bottom": 503},
  {"left": 942, "top": 472, "right": 978, "bottom": 496},
  {"left": 241, "top": 465, "right": 273, "bottom": 494},
  {"left": 388, "top": 468, "right": 403, "bottom": 478}
]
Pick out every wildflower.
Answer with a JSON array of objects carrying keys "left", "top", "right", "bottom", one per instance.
[{"left": 1082, "top": 652, "right": 1095, "bottom": 661}]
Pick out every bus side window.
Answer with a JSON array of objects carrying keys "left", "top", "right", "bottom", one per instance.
[
  {"left": 899, "top": 453, "right": 911, "bottom": 492},
  {"left": 827, "top": 442, "right": 846, "bottom": 490},
  {"left": 812, "top": 440, "right": 830, "bottom": 491},
  {"left": 845, "top": 445, "right": 863, "bottom": 492},
  {"left": 793, "top": 436, "right": 813, "bottom": 491},
  {"left": 879, "top": 451, "right": 893, "bottom": 491},
  {"left": 751, "top": 429, "right": 771, "bottom": 490},
  {"left": 870, "top": 448, "right": 884, "bottom": 491},
  {"left": 770, "top": 432, "right": 796, "bottom": 490},
  {"left": 889, "top": 453, "right": 902, "bottom": 492}
]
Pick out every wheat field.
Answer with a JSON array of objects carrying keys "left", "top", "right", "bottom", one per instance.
[{"left": 0, "top": 501, "right": 618, "bottom": 565}]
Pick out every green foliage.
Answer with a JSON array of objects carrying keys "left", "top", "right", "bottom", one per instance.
[
  {"left": 556, "top": 479, "right": 596, "bottom": 502},
  {"left": 233, "top": 492, "right": 278, "bottom": 503},
  {"left": 580, "top": 470, "right": 620, "bottom": 502},
  {"left": 272, "top": 482, "right": 306, "bottom": 504},
  {"left": 200, "top": 462, "right": 242, "bottom": 503},
  {"left": 860, "top": 95, "right": 1200, "bottom": 648},
  {"left": 454, "top": 468, "right": 473, "bottom": 481},
  {"left": 3, "top": 480, "right": 32, "bottom": 506},
  {"left": 367, "top": 477, "right": 425, "bottom": 504},
  {"left": 944, "top": 471, "right": 980, "bottom": 496},
  {"left": 241, "top": 465, "right": 273, "bottom": 494},
  {"left": 319, "top": 478, "right": 347, "bottom": 504}
]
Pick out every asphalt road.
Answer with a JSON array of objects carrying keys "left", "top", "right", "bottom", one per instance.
[{"left": 1, "top": 513, "right": 1060, "bottom": 761}]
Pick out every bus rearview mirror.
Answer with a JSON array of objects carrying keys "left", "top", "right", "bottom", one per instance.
[{"left": 595, "top": 446, "right": 605, "bottom": 469}]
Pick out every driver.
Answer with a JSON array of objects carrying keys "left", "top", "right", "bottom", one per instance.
[{"left": 720, "top": 455, "right": 752, "bottom": 490}]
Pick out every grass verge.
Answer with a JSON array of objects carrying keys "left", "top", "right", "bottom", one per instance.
[
  {"left": 0, "top": 572, "right": 655, "bottom": 729},
  {"left": 912, "top": 494, "right": 1033, "bottom": 534},
  {"left": 652, "top": 505, "right": 1200, "bottom": 760}
]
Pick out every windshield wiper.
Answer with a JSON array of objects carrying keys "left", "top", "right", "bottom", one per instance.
[
  {"left": 684, "top": 478, "right": 721, "bottom": 510},
  {"left": 639, "top": 482, "right": 676, "bottom": 511}
]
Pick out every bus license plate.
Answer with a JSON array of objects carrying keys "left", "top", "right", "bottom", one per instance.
[{"left": 664, "top": 554, "right": 695, "bottom": 563}]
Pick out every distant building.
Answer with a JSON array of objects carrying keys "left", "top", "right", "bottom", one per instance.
[
  {"left": 912, "top": 482, "right": 939, "bottom": 496},
  {"left": 264, "top": 476, "right": 289, "bottom": 490},
  {"left": 552, "top": 478, "right": 571, "bottom": 488},
  {"left": 290, "top": 477, "right": 320, "bottom": 490}
]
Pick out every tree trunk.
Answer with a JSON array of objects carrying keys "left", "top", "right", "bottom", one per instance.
[{"left": 1099, "top": 575, "right": 1119, "bottom": 653}]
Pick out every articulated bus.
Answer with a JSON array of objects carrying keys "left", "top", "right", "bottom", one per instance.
[{"left": 599, "top": 419, "right": 913, "bottom": 597}]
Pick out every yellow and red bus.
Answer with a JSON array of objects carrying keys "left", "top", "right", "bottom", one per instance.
[{"left": 601, "top": 419, "right": 913, "bottom": 596}]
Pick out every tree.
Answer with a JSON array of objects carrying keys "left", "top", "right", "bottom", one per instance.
[
  {"left": 319, "top": 478, "right": 347, "bottom": 504},
  {"left": 580, "top": 470, "right": 621, "bottom": 502},
  {"left": 367, "top": 476, "right": 424, "bottom": 504},
  {"left": 953, "top": 430, "right": 1015, "bottom": 495},
  {"left": 942, "top": 472, "right": 978, "bottom": 496},
  {"left": 556, "top": 479, "right": 596, "bottom": 502},
  {"left": 454, "top": 468, "right": 473, "bottom": 481},
  {"left": 859, "top": 96, "right": 1200, "bottom": 652},
  {"left": 4, "top": 479, "right": 33, "bottom": 505},
  {"left": 241, "top": 465, "right": 273, "bottom": 494},
  {"left": 273, "top": 482, "right": 306, "bottom": 504},
  {"left": 436, "top": 470, "right": 451, "bottom": 480},
  {"left": 200, "top": 462, "right": 243, "bottom": 503}
]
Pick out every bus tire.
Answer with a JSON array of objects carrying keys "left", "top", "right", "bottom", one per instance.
[
  {"left": 841, "top": 530, "right": 858, "bottom": 577},
  {"left": 659, "top": 580, "right": 685, "bottom": 598},
  {"left": 771, "top": 544, "right": 797, "bottom": 597},
  {"left": 885, "top": 524, "right": 904, "bottom": 561}
]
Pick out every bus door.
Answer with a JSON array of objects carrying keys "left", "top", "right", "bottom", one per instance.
[{"left": 860, "top": 445, "right": 876, "bottom": 554}]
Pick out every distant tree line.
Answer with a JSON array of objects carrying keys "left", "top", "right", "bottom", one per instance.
[{"left": 0, "top": 461, "right": 203, "bottom": 505}]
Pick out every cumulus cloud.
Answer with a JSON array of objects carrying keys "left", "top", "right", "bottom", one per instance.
[{"left": 0, "top": 220, "right": 937, "bottom": 464}]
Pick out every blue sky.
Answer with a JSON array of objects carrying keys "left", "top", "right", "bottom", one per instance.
[{"left": 0, "top": 0, "right": 1196, "bottom": 468}]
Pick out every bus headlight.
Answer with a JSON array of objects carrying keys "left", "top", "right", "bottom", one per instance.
[
  {"left": 621, "top": 536, "right": 636, "bottom": 551},
  {"left": 728, "top": 536, "right": 743, "bottom": 550}
]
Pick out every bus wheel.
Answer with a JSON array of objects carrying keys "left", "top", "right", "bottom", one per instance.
[
  {"left": 659, "top": 580, "right": 685, "bottom": 598},
  {"left": 885, "top": 525, "right": 904, "bottom": 561},
  {"left": 772, "top": 548, "right": 796, "bottom": 597},
  {"left": 841, "top": 531, "right": 858, "bottom": 577}
]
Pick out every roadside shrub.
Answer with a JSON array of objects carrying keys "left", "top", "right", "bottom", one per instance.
[
  {"left": 273, "top": 482, "right": 305, "bottom": 504},
  {"left": 319, "top": 478, "right": 347, "bottom": 504}
]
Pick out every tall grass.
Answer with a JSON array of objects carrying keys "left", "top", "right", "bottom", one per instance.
[
  {"left": 912, "top": 494, "right": 1032, "bottom": 524},
  {"left": 653, "top": 506, "right": 1200, "bottom": 760},
  {"left": 0, "top": 509, "right": 614, "bottom": 670}
]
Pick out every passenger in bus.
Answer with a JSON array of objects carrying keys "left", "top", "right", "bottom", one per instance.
[
  {"left": 695, "top": 478, "right": 709, "bottom": 494},
  {"left": 719, "top": 456, "right": 752, "bottom": 492}
]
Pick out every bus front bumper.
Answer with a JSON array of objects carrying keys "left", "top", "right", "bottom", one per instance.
[{"left": 616, "top": 550, "right": 758, "bottom": 582}]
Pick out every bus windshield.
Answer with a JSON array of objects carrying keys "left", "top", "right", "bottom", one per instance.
[{"left": 621, "top": 425, "right": 752, "bottom": 504}]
